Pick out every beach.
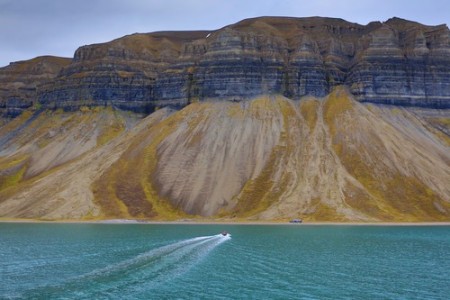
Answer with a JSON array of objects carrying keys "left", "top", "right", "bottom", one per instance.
[{"left": 1, "top": 218, "right": 450, "bottom": 226}]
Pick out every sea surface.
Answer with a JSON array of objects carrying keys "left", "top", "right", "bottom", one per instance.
[{"left": 1, "top": 224, "right": 450, "bottom": 299}]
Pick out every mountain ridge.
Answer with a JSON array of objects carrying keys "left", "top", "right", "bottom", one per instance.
[{"left": 1, "top": 16, "right": 450, "bottom": 119}]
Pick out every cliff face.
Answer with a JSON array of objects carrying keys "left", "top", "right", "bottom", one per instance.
[
  {"left": 1, "top": 17, "right": 449, "bottom": 113},
  {"left": 348, "top": 18, "right": 450, "bottom": 107},
  {"left": 38, "top": 31, "right": 210, "bottom": 112},
  {"left": 0, "top": 56, "right": 70, "bottom": 117},
  {"left": 2, "top": 16, "right": 447, "bottom": 113}
]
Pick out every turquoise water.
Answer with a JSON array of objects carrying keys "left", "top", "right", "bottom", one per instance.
[{"left": 1, "top": 224, "right": 450, "bottom": 299}]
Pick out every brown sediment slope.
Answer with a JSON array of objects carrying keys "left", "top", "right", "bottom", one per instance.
[{"left": 0, "top": 88, "right": 449, "bottom": 221}]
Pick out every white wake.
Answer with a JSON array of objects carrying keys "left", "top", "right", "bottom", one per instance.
[{"left": 24, "top": 234, "right": 231, "bottom": 299}]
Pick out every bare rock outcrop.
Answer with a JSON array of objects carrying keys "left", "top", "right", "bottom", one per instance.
[
  {"left": 2, "top": 16, "right": 450, "bottom": 115},
  {"left": 0, "top": 56, "right": 70, "bottom": 117}
]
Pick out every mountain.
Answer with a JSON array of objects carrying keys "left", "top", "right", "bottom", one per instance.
[
  {"left": 0, "top": 56, "right": 70, "bottom": 118},
  {"left": 0, "top": 17, "right": 449, "bottom": 221},
  {"left": 2, "top": 16, "right": 450, "bottom": 116},
  {"left": 0, "top": 87, "right": 449, "bottom": 221}
]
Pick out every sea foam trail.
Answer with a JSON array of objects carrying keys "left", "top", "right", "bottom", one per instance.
[
  {"left": 22, "top": 234, "right": 230, "bottom": 299},
  {"left": 84, "top": 235, "right": 213, "bottom": 278}
]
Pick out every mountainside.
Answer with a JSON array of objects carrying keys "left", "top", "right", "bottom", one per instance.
[
  {"left": 0, "top": 16, "right": 450, "bottom": 221},
  {"left": 1, "top": 16, "right": 450, "bottom": 115},
  {"left": 0, "top": 88, "right": 449, "bottom": 221},
  {"left": 0, "top": 56, "right": 71, "bottom": 118}
]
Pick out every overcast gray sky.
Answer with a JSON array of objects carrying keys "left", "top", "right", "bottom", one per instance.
[{"left": 1, "top": 0, "right": 449, "bottom": 67}]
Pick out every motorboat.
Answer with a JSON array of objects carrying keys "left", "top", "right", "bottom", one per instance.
[
  {"left": 221, "top": 231, "right": 229, "bottom": 236},
  {"left": 289, "top": 218, "right": 302, "bottom": 224}
]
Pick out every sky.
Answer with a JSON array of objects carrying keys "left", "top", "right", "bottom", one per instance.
[{"left": 1, "top": 0, "right": 449, "bottom": 67}]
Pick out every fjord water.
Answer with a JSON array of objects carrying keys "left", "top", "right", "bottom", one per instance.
[{"left": 1, "top": 224, "right": 450, "bottom": 299}]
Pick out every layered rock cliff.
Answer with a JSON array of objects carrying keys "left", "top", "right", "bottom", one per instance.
[
  {"left": 2, "top": 16, "right": 449, "bottom": 114},
  {"left": 38, "top": 31, "right": 210, "bottom": 112},
  {"left": 42, "top": 17, "right": 450, "bottom": 110},
  {"left": 0, "top": 56, "right": 70, "bottom": 118}
]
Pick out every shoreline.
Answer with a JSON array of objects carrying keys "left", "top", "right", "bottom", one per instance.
[{"left": 1, "top": 218, "right": 450, "bottom": 226}]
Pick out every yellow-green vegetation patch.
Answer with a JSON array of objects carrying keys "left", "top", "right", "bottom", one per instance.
[
  {"left": 334, "top": 143, "right": 408, "bottom": 220},
  {"left": 342, "top": 182, "right": 388, "bottom": 219},
  {"left": 435, "top": 117, "right": 450, "bottom": 127},
  {"left": 92, "top": 108, "right": 191, "bottom": 220},
  {"left": 299, "top": 99, "right": 319, "bottom": 131},
  {"left": 323, "top": 87, "right": 354, "bottom": 136},
  {"left": 308, "top": 202, "right": 350, "bottom": 222},
  {"left": 232, "top": 97, "right": 298, "bottom": 218},
  {"left": 186, "top": 103, "right": 210, "bottom": 132},
  {"left": 324, "top": 88, "right": 354, "bottom": 116},
  {"left": 381, "top": 174, "right": 450, "bottom": 221},
  {"left": 231, "top": 96, "right": 301, "bottom": 218},
  {"left": 277, "top": 96, "right": 296, "bottom": 119},
  {"left": 139, "top": 112, "right": 192, "bottom": 220},
  {"left": 0, "top": 155, "right": 28, "bottom": 192},
  {"left": 322, "top": 88, "right": 450, "bottom": 221},
  {"left": 227, "top": 103, "right": 245, "bottom": 118},
  {"left": 249, "top": 96, "right": 274, "bottom": 119},
  {"left": 391, "top": 107, "right": 402, "bottom": 116},
  {"left": 30, "top": 111, "right": 75, "bottom": 149},
  {"left": 0, "top": 110, "right": 33, "bottom": 137},
  {"left": 280, "top": 98, "right": 303, "bottom": 158},
  {"left": 0, "top": 154, "right": 28, "bottom": 170},
  {"left": 298, "top": 195, "right": 351, "bottom": 222},
  {"left": 329, "top": 114, "right": 450, "bottom": 220},
  {"left": 92, "top": 138, "right": 155, "bottom": 219},
  {"left": 92, "top": 160, "right": 131, "bottom": 218},
  {"left": 97, "top": 119, "right": 125, "bottom": 146},
  {"left": 233, "top": 146, "right": 281, "bottom": 217},
  {"left": 79, "top": 106, "right": 91, "bottom": 113},
  {"left": 426, "top": 117, "right": 450, "bottom": 146}
]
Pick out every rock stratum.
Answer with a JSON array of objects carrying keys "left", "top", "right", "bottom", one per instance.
[
  {"left": 0, "top": 56, "right": 71, "bottom": 118},
  {"left": 0, "top": 16, "right": 449, "bottom": 221},
  {"left": 1, "top": 17, "right": 450, "bottom": 114}
]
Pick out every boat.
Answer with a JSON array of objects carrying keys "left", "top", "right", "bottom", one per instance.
[
  {"left": 221, "top": 231, "right": 229, "bottom": 236},
  {"left": 289, "top": 218, "right": 302, "bottom": 224}
]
